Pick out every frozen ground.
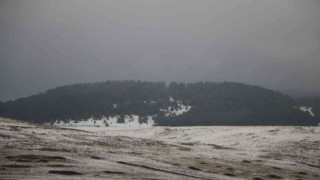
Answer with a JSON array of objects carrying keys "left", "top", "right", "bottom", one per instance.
[{"left": 1, "top": 117, "right": 320, "bottom": 180}]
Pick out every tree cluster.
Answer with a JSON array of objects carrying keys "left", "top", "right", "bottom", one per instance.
[{"left": 0, "top": 81, "right": 318, "bottom": 126}]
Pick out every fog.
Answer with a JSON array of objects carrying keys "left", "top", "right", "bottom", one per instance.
[{"left": 1, "top": 0, "right": 320, "bottom": 101}]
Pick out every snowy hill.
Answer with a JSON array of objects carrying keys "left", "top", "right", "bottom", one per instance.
[{"left": 1, "top": 81, "right": 319, "bottom": 126}]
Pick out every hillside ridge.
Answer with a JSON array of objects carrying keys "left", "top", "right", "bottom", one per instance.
[{"left": 0, "top": 81, "right": 319, "bottom": 126}]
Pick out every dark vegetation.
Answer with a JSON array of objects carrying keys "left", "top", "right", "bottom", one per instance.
[{"left": 0, "top": 80, "right": 319, "bottom": 125}]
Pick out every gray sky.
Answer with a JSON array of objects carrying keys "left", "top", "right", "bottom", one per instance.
[{"left": 1, "top": 0, "right": 320, "bottom": 101}]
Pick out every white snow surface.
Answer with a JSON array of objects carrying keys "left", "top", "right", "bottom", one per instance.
[
  {"left": 163, "top": 97, "right": 192, "bottom": 117},
  {"left": 54, "top": 99, "right": 191, "bottom": 131},
  {"left": 101, "top": 126, "right": 320, "bottom": 152},
  {"left": 160, "top": 104, "right": 192, "bottom": 117},
  {"left": 2, "top": 117, "right": 320, "bottom": 179},
  {"left": 299, "top": 106, "right": 315, "bottom": 117},
  {"left": 54, "top": 115, "right": 155, "bottom": 131}
]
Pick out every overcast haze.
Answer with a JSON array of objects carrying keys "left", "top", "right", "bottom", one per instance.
[{"left": 1, "top": 0, "right": 320, "bottom": 101}]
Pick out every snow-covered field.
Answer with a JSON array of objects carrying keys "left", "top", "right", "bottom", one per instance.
[{"left": 1, "top": 117, "right": 320, "bottom": 180}]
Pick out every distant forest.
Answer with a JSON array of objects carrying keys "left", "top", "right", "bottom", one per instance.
[{"left": 0, "top": 81, "right": 319, "bottom": 126}]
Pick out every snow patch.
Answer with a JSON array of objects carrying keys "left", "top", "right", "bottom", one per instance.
[
  {"left": 54, "top": 97, "right": 192, "bottom": 131},
  {"left": 54, "top": 115, "right": 155, "bottom": 131},
  {"left": 161, "top": 104, "right": 192, "bottom": 117},
  {"left": 160, "top": 97, "right": 192, "bottom": 117},
  {"left": 298, "top": 106, "right": 315, "bottom": 117}
]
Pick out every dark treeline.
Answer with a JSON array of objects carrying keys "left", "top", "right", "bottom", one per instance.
[{"left": 0, "top": 80, "right": 318, "bottom": 126}]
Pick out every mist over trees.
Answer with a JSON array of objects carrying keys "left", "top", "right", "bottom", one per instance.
[{"left": 0, "top": 81, "right": 318, "bottom": 126}]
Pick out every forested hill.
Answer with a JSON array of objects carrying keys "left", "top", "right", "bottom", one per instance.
[{"left": 0, "top": 81, "right": 318, "bottom": 126}]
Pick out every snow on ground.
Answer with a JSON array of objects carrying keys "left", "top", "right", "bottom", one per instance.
[
  {"left": 160, "top": 104, "right": 192, "bottom": 117},
  {"left": 160, "top": 96, "right": 192, "bottom": 117},
  {"left": 299, "top": 106, "right": 315, "bottom": 117},
  {"left": 54, "top": 115, "right": 155, "bottom": 131},
  {"left": 100, "top": 126, "right": 320, "bottom": 151},
  {"left": 1, "top": 117, "right": 320, "bottom": 180},
  {"left": 54, "top": 98, "right": 192, "bottom": 131},
  {"left": 160, "top": 97, "right": 192, "bottom": 117}
]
